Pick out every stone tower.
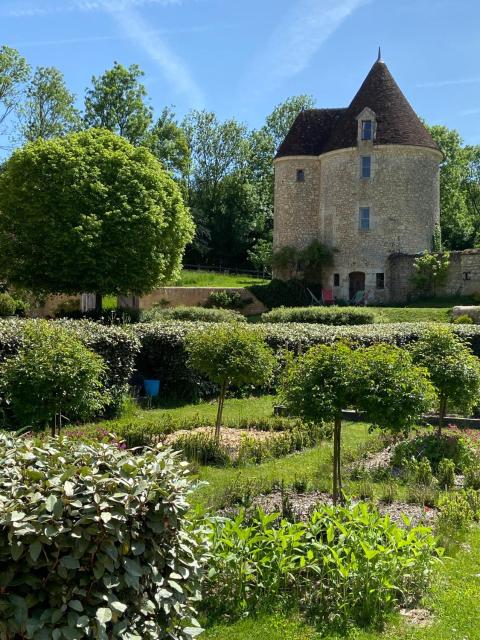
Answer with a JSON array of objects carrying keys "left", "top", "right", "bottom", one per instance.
[{"left": 273, "top": 55, "right": 442, "bottom": 303}]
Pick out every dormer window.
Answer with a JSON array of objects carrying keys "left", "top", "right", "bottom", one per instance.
[
  {"left": 296, "top": 169, "right": 305, "bottom": 182},
  {"left": 361, "top": 120, "right": 372, "bottom": 141}
]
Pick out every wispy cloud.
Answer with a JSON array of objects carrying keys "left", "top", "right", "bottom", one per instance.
[
  {"left": 13, "top": 25, "right": 212, "bottom": 48},
  {"left": 1, "top": 0, "right": 180, "bottom": 18},
  {"left": 459, "top": 107, "right": 480, "bottom": 117},
  {"left": 242, "top": 0, "right": 371, "bottom": 99},
  {"left": 111, "top": 7, "right": 205, "bottom": 108},
  {"left": 417, "top": 77, "right": 480, "bottom": 88}
]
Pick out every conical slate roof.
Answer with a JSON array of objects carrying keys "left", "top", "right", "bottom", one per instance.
[{"left": 276, "top": 59, "right": 439, "bottom": 158}]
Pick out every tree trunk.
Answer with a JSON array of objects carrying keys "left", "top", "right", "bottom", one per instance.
[
  {"left": 215, "top": 380, "right": 227, "bottom": 443},
  {"left": 333, "top": 415, "right": 342, "bottom": 505},
  {"left": 438, "top": 396, "right": 447, "bottom": 438},
  {"left": 95, "top": 293, "right": 103, "bottom": 313}
]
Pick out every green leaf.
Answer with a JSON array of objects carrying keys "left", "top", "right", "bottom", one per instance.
[
  {"left": 29, "top": 540, "right": 42, "bottom": 562},
  {"left": 96, "top": 607, "right": 112, "bottom": 624},
  {"left": 68, "top": 600, "right": 83, "bottom": 612},
  {"left": 45, "top": 495, "right": 56, "bottom": 513}
]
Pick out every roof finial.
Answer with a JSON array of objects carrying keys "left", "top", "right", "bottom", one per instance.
[{"left": 377, "top": 46, "right": 383, "bottom": 62}]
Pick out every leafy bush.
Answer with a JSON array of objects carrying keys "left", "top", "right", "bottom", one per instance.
[
  {"left": 261, "top": 306, "right": 375, "bottom": 325},
  {"left": 173, "top": 431, "right": 231, "bottom": 466},
  {"left": 407, "top": 457, "right": 435, "bottom": 486},
  {"left": 248, "top": 278, "right": 312, "bottom": 309},
  {"left": 392, "top": 433, "right": 474, "bottom": 472},
  {"left": 0, "top": 321, "right": 108, "bottom": 432},
  {"left": 207, "top": 290, "right": 246, "bottom": 310},
  {"left": 186, "top": 325, "right": 276, "bottom": 441},
  {"left": 437, "top": 489, "right": 480, "bottom": 534},
  {"left": 203, "top": 503, "right": 438, "bottom": 629},
  {"left": 0, "top": 434, "right": 207, "bottom": 639},
  {"left": 452, "top": 314, "right": 474, "bottom": 324},
  {"left": 141, "top": 305, "right": 245, "bottom": 323},
  {"left": 464, "top": 461, "right": 480, "bottom": 490},
  {"left": 0, "top": 293, "right": 17, "bottom": 317},
  {"left": 0, "top": 318, "right": 139, "bottom": 414},
  {"left": 437, "top": 458, "right": 456, "bottom": 489}
]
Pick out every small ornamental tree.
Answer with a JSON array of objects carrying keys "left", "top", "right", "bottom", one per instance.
[
  {"left": 186, "top": 325, "right": 276, "bottom": 442},
  {"left": 412, "top": 250, "right": 450, "bottom": 296},
  {"left": 0, "top": 129, "right": 194, "bottom": 310},
  {"left": 409, "top": 326, "right": 480, "bottom": 436},
  {"left": 0, "top": 321, "right": 108, "bottom": 433},
  {"left": 0, "top": 434, "right": 208, "bottom": 639},
  {"left": 280, "top": 343, "right": 435, "bottom": 504}
]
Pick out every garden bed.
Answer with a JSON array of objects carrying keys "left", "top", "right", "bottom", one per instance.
[{"left": 165, "top": 426, "right": 277, "bottom": 458}]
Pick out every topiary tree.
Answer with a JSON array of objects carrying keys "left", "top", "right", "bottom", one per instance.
[
  {"left": 0, "top": 292, "right": 16, "bottom": 317},
  {"left": 409, "top": 325, "right": 480, "bottom": 436},
  {"left": 280, "top": 343, "right": 435, "bottom": 504},
  {"left": 186, "top": 325, "right": 276, "bottom": 442},
  {"left": 0, "top": 321, "right": 108, "bottom": 434},
  {"left": 0, "top": 128, "right": 194, "bottom": 311},
  {"left": 0, "top": 434, "right": 207, "bottom": 639}
]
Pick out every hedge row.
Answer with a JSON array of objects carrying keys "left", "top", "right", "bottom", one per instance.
[
  {"left": 2, "top": 319, "right": 480, "bottom": 403},
  {"left": 261, "top": 306, "right": 375, "bottom": 325}
]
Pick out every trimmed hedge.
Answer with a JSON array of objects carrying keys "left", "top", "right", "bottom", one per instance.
[
  {"left": 0, "top": 319, "right": 139, "bottom": 413},
  {"left": 261, "top": 306, "right": 375, "bottom": 325},
  {"left": 141, "top": 305, "right": 246, "bottom": 323},
  {"left": 0, "top": 433, "right": 207, "bottom": 639}
]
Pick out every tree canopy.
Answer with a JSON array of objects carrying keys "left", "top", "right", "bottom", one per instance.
[{"left": 0, "top": 128, "right": 194, "bottom": 299}]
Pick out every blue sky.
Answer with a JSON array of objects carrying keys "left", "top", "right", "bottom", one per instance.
[{"left": 1, "top": 0, "right": 480, "bottom": 147}]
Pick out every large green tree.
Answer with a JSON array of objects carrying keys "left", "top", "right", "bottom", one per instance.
[
  {"left": 0, "top": 45, "right": 30, "bottom": 141},
  {"left": 84, "top": 62, "right": 152, "bottom": 144},
  {"left": 144, "top": 106, "right": 190, "bottom": 180},
  {"left": 19, "top": 66, "right": 81, "bottom": 143},
  {"left": 427, "top": 124, "right": 480, "bottom": 249},
  {"left": 0, "top": 129, "right": 194, "bottom": 309}
]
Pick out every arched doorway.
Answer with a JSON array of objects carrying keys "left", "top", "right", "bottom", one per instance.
[{"left": 349, "top": 271, "right": 365, "bottom": 300}]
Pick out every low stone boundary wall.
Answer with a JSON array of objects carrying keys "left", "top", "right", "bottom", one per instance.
[{"left": 138, "top": 287, "right": 267, "bottom": 317}]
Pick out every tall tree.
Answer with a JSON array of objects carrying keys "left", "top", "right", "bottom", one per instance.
[
  {"left": 427, "top": 124, "right": 477, "bottom": 249},
  {"left": 19, "top": 66, "right": 81, "bottom": 143},
  {"left": 262, "top": 94, "right": 316, "bottom": 152},
  {"left": 0, "top": 129, "right": 194, "bottom": 310},
  {"left": 144, "top": 106, "right": 190, "bottom": 180},
  {"left": 0, "top": 46, "right": 30, "bottom": 142},
  {"left": 84, "top": 62, "right": 152, "bottom": 144}
]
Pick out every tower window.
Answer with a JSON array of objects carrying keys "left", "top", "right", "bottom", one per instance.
[
  {"left": 361, "top": 120, "right": 372, "bottom": 140},
  {"left": 296, "top": 169, "right": 305, "bottom": 182},
  {"left": 361, "top": 156, "right": 371, "bottom": 178},
  {"left": 359, "top": 207, "right": 370, "bottom": 230},
  {"left": 376, "top": 273, "right": 385, "bottom": 289},
  {"left": 333, "top": 273, "right": 340, "bottom": 287}
]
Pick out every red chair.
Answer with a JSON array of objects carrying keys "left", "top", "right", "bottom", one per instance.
[{"left": 322, "top": 288, "right": 334, "bottom": 305}]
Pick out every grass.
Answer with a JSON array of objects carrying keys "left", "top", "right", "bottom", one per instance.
[
  {"left": 99, "top": 395, "right": 277, "bottom": 430},
  {"left": 202, "top": 527, "right": 480, "bottom": 640},
  {"left": 371, "top": 307, "right": 452, "bottom": 323},
  {"left": 170, "top": 269, "right": 269, "bottom": 288}
]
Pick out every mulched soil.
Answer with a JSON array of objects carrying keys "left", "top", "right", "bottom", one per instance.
[
  {"left": 248, "top": 490, "right": 437, "bottom": 528},
  {"left": 164, "top": 426, "right": 277, "bottom": 458}
]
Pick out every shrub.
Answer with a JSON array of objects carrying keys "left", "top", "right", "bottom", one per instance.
[
  {"left": 406, "top": 457, "right": 434, "bottom": 486},
  {"left": 0, "top": 321, "right": 108, "bottom": 433},
  {"left": 452, "top": 314, "right": 474, "bottom": 324},
  {"left": 437, "top": 490, "right": 476, "bottom": 533},
  {"left": 248, "top": 278, "right": 312, "bottom": 309},
  {"left": 203, "top": 503, "right": 438, "bottom": 628},
  {"left": 0, "top": 434, "right": 207, "bottom": 639},
  {"left": 186, "top": 325, "right": 276, "bottom": 442},
  {"left": 392, "top": 433, "right": 475, "bottom": 472},
  {"left": 173, "top": 431, "right": 231, "bottom": 466},
  {"left": 464, "top": 461, "right": 480, "bottom": 490},
  {"left": 141, "top": 305, "right": 245, "bottom": 323},
  {"left": 412, "top": 250, "right": 450, "bottom": 296},
  {"left": 437, "top": 457, "right": 456, "bottom": 489},
  {"left": 0, "top": 293, "right": 17, "bottom": 317},
  {"left": 0, "top": 318, "right": 139, "bottom": 414},
  {"left": 409, "top": 326, "right": 480, "bottom": 435},
  {"left": 206, "top": 290, "right": 245, "bottom": 310},
  {"left": 261, "top": 306, "right": 375, "bottom": 325}
]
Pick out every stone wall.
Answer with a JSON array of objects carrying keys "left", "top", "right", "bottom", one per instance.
[{"left": 389, "top": 249, "right": 480, "bottom": 302}]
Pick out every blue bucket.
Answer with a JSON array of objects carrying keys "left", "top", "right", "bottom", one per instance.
[{"left": 144, "top": 379, "right": 160, "bottom": 397}]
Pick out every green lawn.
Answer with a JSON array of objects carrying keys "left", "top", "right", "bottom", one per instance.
[
  {"left": 170, "top": 269, "right": 268, "bottom": 288},
  {"left": 371, "top": 306, "right": 452, "bottom": 323},
  {"left": 203, "top": 529, "right": 480, "bottom": 640}
]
